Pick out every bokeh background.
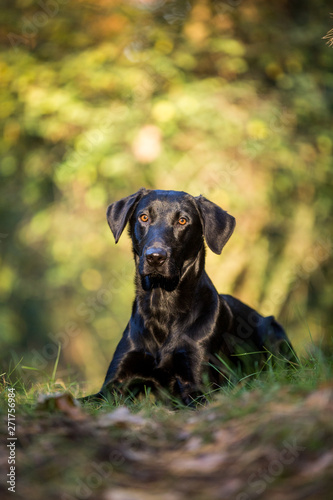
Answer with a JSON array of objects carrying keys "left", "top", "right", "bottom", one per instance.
[{"left": 1, "top": 0, "right": 332, "bottom": 393}]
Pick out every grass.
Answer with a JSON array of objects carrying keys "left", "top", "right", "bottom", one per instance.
[{"left": 1, "top": 341, "right": 332, "bottom": 414}]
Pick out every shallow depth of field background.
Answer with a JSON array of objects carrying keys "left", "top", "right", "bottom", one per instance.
[{"left": 0, "top": 0, "right": 332, "bottom": 393}]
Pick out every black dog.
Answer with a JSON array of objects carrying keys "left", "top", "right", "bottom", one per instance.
[{"left": 82, "top": 189, "right": 296, "bottom": 406}]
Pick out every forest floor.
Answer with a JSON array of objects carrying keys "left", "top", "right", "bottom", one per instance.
[{"left": 1, "top": 358, "right": 333, "bottom": 500}]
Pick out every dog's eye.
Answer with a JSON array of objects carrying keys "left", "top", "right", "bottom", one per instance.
[
  {"left": 178, "top": 217, "right": 187, "bottom": 225},
  {"left": 139, "top": 214, "right": 149, "bottom": 223}
]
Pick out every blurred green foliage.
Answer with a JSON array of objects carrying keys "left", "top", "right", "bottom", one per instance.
[{"left": 0, "top": 0, "right": 332, "bottom": 391}]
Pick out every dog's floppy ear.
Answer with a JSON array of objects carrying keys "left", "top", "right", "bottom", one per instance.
[
  {"left": 194, "top": 195, "right": 236, "bottom": 254},
  {"left": 107, "top": 188, "right": 147, "bottom": 243}
]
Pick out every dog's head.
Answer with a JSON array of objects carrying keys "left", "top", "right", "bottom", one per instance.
[{"left": 106, "top": 188, "right": 235, "bottom": 291}]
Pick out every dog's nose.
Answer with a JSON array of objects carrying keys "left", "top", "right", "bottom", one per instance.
[{"left": 146, "top": 247, "right": 167, "bottom": 267}]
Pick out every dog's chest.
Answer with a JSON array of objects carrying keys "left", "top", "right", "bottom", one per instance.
[
  {"left": 142, "top": 312, "right": 177, "bottom": 350},
  {"left": 137, "top": 290, "right": 186, "bottom": 348}
]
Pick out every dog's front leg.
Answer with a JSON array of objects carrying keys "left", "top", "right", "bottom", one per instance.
[
  {"left": 171, "top": 347, "right": 207, "bottom": 407},
  {"left": 91, "top": 323, "right": 152, "bottom": 398},
  {"left": 79, "top": 336, "right": 136, "bottom": 402},
  {"left": 102, "top": 350, "right": 156, "bottom": 396}
]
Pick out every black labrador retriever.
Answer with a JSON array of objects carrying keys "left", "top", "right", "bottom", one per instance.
[{"left": 82, "top": 188, "right": 296, "bottom": 406}]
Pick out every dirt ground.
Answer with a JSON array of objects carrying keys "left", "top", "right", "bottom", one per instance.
[{"left": 1, "top": 385, "right": 333, "bottom": 500}]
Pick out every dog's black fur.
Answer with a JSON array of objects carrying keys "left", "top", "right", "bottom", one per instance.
[{"left": 82, "top": 189, "right": 296, "bottom": 406}]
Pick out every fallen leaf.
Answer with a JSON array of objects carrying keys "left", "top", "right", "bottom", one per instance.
[
  {"left": 35, "top": 392, "right": 86, "bottom": 420},
  {"left": 299, "top": 451, "right": 333, "bottom": 477},
  {"left": 104, "top": 488, "right": 182, "bottom": 500},
  {"left": 170, "top": 451, "right": 228, "bottom": 473},
  {"left": 98, "top": 406, "right": 147, "bottom": 429}
]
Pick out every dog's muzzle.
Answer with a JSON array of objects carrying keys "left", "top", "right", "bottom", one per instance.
[
  {"left": 145, "top": 247, "right": 167, "bottom": 268},
  {"left": 140, "top": 246, "right": 179, "bottom": 291}
]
